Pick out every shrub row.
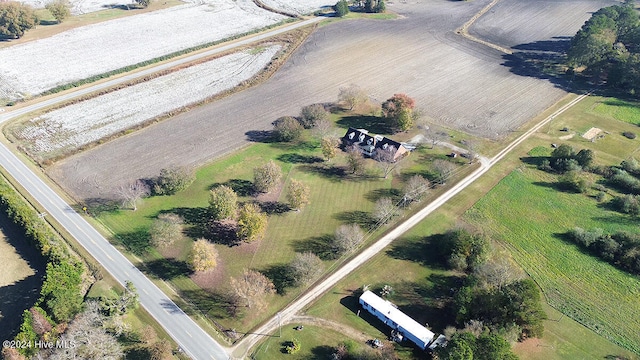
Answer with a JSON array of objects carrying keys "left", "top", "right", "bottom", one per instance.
[
  {"left": 567, "top": 227, "right": 640, "bottom": 275},
  {"left": 0, "top": 176, "right": 85, "bottom": 355}
]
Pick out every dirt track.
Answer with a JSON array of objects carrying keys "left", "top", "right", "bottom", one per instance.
[{"left": 48, "top": 0, "right": 609, "bottom": 201}]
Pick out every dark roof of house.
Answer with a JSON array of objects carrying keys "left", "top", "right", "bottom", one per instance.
[
  {"left": 375, "top": 137, "right": 404, "bottom": 151},
  {"left": 343, "top": 128, "right": 375, "bottom": 146}
]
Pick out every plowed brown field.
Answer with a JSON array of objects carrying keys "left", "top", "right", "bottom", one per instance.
[{"left": 48, "top": 0, "right": 614, "bottom": 201}]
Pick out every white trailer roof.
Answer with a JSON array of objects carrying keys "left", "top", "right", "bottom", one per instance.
[{"left": 359, "top": 291, "right": 435, "bottom": 346}]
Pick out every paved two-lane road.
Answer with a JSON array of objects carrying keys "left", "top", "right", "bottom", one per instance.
[{"left": 0, "top": 15, "right": 328, "bottom": 360}]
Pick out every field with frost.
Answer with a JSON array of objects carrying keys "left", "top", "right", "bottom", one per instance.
[
  {"left": 19, "top": 0, "right": 131, "bottom": 15},
  {"left": 12, "top": 45, "right": 281, "bottom": 159},
  {"left": 259, "top": 0, "right": 332, "bottom": 15},
  {"left": 0, "top": 0, "right": 286, "bottom": 101}
]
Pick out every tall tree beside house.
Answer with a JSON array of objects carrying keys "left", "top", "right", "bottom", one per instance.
[
  {"left": 0, "top": 2, "right": 38, "bottom": 39},
  {"left": 382, "top": 94, "right": 416, "bottom": 132},
  {"left": 321, "top": 137, "right": 339, "bottom": 161},
  {"left": 346, "top": 145, "right": 366, "bottom": 175}
]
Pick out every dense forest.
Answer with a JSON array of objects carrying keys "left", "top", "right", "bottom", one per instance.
[{"left": 568, "top": 3, "right": 640, "bottom": 96}]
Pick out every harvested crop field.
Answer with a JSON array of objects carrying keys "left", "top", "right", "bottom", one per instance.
[
  {"left": 469, "top": 0, "right": 615, "bottom": 50},
  {"left": 48, "top": 0, "right": 605, "bottom": 201},
  {"left": 9, "top": 45, "right": 281, "bottom": 162},
  {"left": 259, "top": 0, "right": 332, "bottom": 15},
  {"left": 20, "top": 0, "right": 132, "bottom": 15},
  {"left": 0, "top": 0, "right": 286, "bottom": 101}
]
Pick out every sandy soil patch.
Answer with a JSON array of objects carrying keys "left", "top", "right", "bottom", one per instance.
[
  {"left": 49, "top": 0, "right": 602, "bottom": 201},
  {"left": 10, "top": 45, "right": 281, "bottom": 161},
  {"left": 559, "top": 134, "right": 574, "bottom": 140},
  {"left": 0, "top": 0, "right": 286, "bottom": 101},
  {"left": 582, "top": 127, "right": 602, "bottom": 140}
]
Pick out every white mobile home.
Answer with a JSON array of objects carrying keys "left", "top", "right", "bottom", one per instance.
[{"left": 358, "top": 290, "right": 435, "bottom": 350}]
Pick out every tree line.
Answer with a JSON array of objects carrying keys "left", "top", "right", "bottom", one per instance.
[{"left": 568, "top": 3, "right": 640, "bottom": 96}]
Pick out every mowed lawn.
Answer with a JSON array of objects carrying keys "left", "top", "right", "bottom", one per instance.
[
  {"left": 465, "top": 167, "right": 640, "bottom": 354},
  {"left": 97, "top": 134, "right": 426, "bottom": 332}
]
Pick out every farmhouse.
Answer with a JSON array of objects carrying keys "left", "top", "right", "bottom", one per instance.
[
  {"left": 342, "top": 128, "right": 409, "bottom": 160},
  {"left": 358, "top": 290, "right": 445, "bottom": 350}
]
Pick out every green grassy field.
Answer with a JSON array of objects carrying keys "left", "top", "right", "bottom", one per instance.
[
  {"left": 591, "top": 98, "right": 640, "bottom": 125},
  {"left": 465, "top": 166, "right": 640, "bottom": 354},
  {"left": 97, "top": 120, "right": 468, "bottom": 335}
]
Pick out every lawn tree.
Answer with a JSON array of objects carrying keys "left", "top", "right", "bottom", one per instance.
[
  {"left": 46, "top": 0, "right": 71, "bottom": 23},
  {"left": 432, "top": 159, "right": 456, "bottom": 184},
  {"left": 230, "top": 269, "right": 275, "bottom": 310},
  {"left": 474, "top": 252, "right": 524, "bottom": 290},
  {"left": 209, "top": 185, "right": 238, "bottom": 220},
  {"left": 289, "top": 252, "right": 324, "bottom": 286},
  {"left": 300, "top": 103, "right": 330, "bottom": 129},
  {"left": 338, "top": 84, "right": 368, "bottom": 111},
  {"left": 402, "top": 174, "right": 430, "bottom": 204},
  {"left": 364, "top": 0, "right": 385, "bottom": 13},
  {"left": 286, "top": 179, "right": 311, "bottom": 210},
  {"left": 372, "top": 197, "right": 396, "bottom": 224},
  {"left": 117, "top": 179, "right": 149, "bottom": 211},
  {"left": 273, "top": 116, "right": 303, "bottom": 142},
  {"left": 346, "top": 145, "right": 366, "bottom": 175},
  {"left": 334, "top": 0, "right": 349, "bottom": 17},
  {"left": 333, "top": 224, "right": 365, "bottom": 255},
  {"left": 321, "top": 136, "right": 339, "bottom": 161},
  {"left": 253, "top": 160, "right": 282, "bottom": 193},
  {"left": 382, "top": 93, "right": 416, "bottom": 132},
  {"left": 0, "top": 2, "right": 38, "bottom": 39},
  {"left": 236, "top": 203, "right": 268, "bottom": 242},
  {"left": 189, "top": 238, "right": 219, "bottom": 272},
  {"left": 152, "top": 166, "right": 195, "bottom": 195},
  {"left": 312, "top": 117, "right": 333, "bottom": 138},
  {"left": 149, "top": 213, "right": 184, "bottom": 248},
  {"left": 373, "top": 145, "right": 401, "bottom": 178}
]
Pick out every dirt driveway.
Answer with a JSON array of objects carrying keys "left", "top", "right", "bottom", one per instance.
[{"left": 48, "top": 0, "right": 609, "bottom": 201}]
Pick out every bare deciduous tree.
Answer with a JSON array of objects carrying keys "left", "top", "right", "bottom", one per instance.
[
  {"left": 402, "top": 175, "right": 430, "bottom": 204},
  {"left": 338, "top": 84, "right": 368, "bottom": 111},
  {"left": 474, "top": 252, "right": 524, "bottom": 290},
  {"left": 149, "top": 213, "right": 183, "bottom": 248},
  {"left": 346, "top": 145, "right": 366, "bottom": 175},
  {"left": 432, "top": 159, "right": 457, "bottom": 184},
  {"left": 286, "top": 179, "right": 311, "bottom": 210},
  {"left": 254, "top": 160, "right": 282, "bottom": 193},
  {"left": 312, "top": 117, "right": 333, "bottom": 139},
  {"left": 230, "top": 269, "right": 276, "bottom": 310},
  {"left": 48, "top": 302, "right": 123, "bottom": 360},
  {"left": 374, "top": 146, "right": 402, "bottom": 178},
  {"left": 333, "top": 224, "right": 365, "bottom": 255},
  {"left": 29, "top": 307, "right": 52, "bottom": 336},
  {"left": 118, "top": 180, "right": 149, "bottom": 211},
  {"left": 372, "top": 197, "right": 396, "bottom": 224},
  {"left": 422, "top": 123, "right": 449, "bottom": 149},
  {"left": 289, "top": 252, "right": 324, "bottom": 286},
  {"left": 463, "top": 139, "right": 478, "bottom": 164},
  {"left": 189, "top": 238, "right": 219, "bottom": 272}
]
